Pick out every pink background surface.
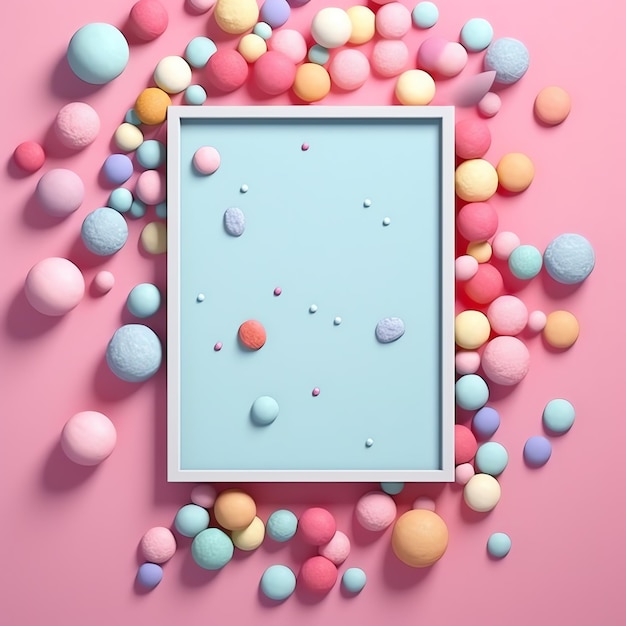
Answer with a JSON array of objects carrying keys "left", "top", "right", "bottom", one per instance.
[{"left": 2, "top": 1, "right": 624, "bottom": 624}]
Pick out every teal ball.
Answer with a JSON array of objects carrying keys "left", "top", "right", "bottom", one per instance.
[
  {"left": 191, "top": 528, "right": 234, "bottom": 570},
  {"left": 456, "top": 374, "right": 489, "bottom": 410},
  {"left": 342, "top": 567, "right": 367, "bottom": 593},
  {"left": 106, "top": 324, "right": 162, "bottom": 382},
  {"left": 266, "top": 509, "right": 298, "bottom": 542}
]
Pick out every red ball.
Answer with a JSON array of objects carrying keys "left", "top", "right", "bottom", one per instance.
[
  {"left": 457, "top": 202, "right": 498, "bottom": 242},
  {"left": 13, "top": 141, "right": 45, "bottom": 173},
  {"left": 298, "top": 507, "right": 336, "bottom": 545},
  {"left": 254, "top": 51, "right": 297, "bottom": 96},
  {"left": 129, "top": 0, "right": 169, "bottom": 41},
  {"left": 464, "top": 263, "right": 504, "bottom": 304},
  {"left": 454, "top": 424, "right": 478, "bottom": 464},
  {"left": 455, "top": 118, "right": 491, "bottom": 159},
  {"left": 206, "top": 49, "right": 249, "bottom": 93},
  {"left": 299, "top": 556, "right": 338, "bottom": 593}
]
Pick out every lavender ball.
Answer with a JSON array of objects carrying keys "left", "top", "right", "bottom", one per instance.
[{"left": 137, "top": 563, "right": 163, "bottom": 589}]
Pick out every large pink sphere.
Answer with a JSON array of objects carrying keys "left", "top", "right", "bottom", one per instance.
[
  {"left": 25, "top": 257, "right": 85, "bottom": 316},
  {"left": 482, "top": 336, "right": 530, "bottom": 386},
  {"left": 36, "top": 168, "right": 84, "bottom": 217},
  {"left": 299, "top": 507, "right": 336, "bottom": 545},
  {"left": 371, "top": 39, "right": 409, "bottom": 77},
  {"left": 54, "top": 102, "right": 100, "bottom": 150},
  {"left": 329, "top": 49, "right": 370, "bottom": 90},
  {"left": 299, "top": 556, "right": 338, "bottom": 593},
  {"left": 206, "top": 49, "right": 249, "bottom": 92},
  {"left": 140, "top": 526, "right": 177, "bottom": 563},
  {"left": 61, "top": 411, "right": 117, "bottom": 465},
  {"left": 355, "top": 491, "right": 397, "bottom": 531}
]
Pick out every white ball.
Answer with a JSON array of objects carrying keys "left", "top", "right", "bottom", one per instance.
[
  {"left": 153, "top": 55, "right": 192, "bottom": 94},
  {"left": 463, "top": 473, "right": 501, "bottom": 512},
  {"left": 311, "top": 8, "right": 352, "bottom": 49}
]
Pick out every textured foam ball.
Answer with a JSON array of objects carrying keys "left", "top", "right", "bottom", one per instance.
[
  {"left": 108, "top": 188, "right": 133, "bottom": 213},
  {"left": 508, "top": 245, "right": 543, "bottom": 280},
  {"left": 418, "top": 37, "right": 467, "bottom": 77},
  {"left": 543, "top": 310, "right": 579, "bottom": 349},
  {"left": 174, "top": 503, "right": 210, "bottom": 537},
  {"left": 268, "top": 29, "right": 307, "bottom": 63},
  {"left": 455, "top": 424, "right": 478, "bottom": 464},
  {"left": 355, "top": 491, "right": 396, "bottom": 531},
  {"left": 455, "top": 463, "right": 475, "bottom": 485},
  {"left": 106, "top": 324, "right": 162, "bottom": 382},
  {"left": 114, "top": 123, "right": 143, "bottom": 152},
  {"left": 534, "top": 86, "right": 571, "bottom": 125},
  {"left": 93, "top": 270, "right": 115, "bottom": 295},
  {"left": 497, "top": 152, "right": 534, "bottom": 192},
  {"left": 140, "top": 527, "right": 177, "bottom": 563},
  {"left": 464, "top": 263, "right": 504, "bottom": 304},
  {"left": 478, "top": 92, "right": 501, "bottom": 117},
  {"left": 412, "top": 2, "right": 438, "bottom": 28},
  {"left": 191, "top": 528, "right": 234, "bottom": 570},
  {"left": 13, "top": 141, "right": 46, "bottom": 173},
  {"left": 482, "top": 336, "right": 530, "bottom": 386},
  {"left": 475, "top": 441, "right": 509, "bottom": 476},
  {"left": 298, "top": 507, "right": 336, "bottom": 546},
  {"left": 484, "top": 37, "right": 529, "bottom": 85},
  {"left": 318, "top": 530, "right": 350, "bottom": 565},
  {"left": 260, "top": 0, "right": 291, "bottom": 27},
  {"left": 472, "top": 406, "right": 500, "bottom": 439},
  {"left": 492, "top": 231, "right": 521, "bottom": 260},
  {"left": 129, "top": 0, "right": 168, "bottom": 41},
  {"left": 67, "top": 23, "right": 129, "bottom": 84},
  {"left": 293, "top": 63, "right": 331, "bottom": 102},
  {"left": 191, "top": 484, "right": 217, "bottom": 508},
  {"left": 238, "top": 33, "right": 267, "bottom": 63},
  {"left": 467, "top": 241, "right": 492, "bottom": 263},
  {"left": 299, "top": 556, "right": 338, "bottom": 593},
  {"left": 371, "top": 39, "right": 409, "bottom": 77},
  {"left": 523, "top": 435, "right": 552, "bottom": 467},
  {"left": 455, "top": 310, "right": 490, "bottom": 350},
  {"left": 455, "top": 254, "right": 479, "bottom": 281},
  {"left": 463, "top": 473, "right": 501, "bottom": 512},
  {"left": 543, "top": 398, "right": 575, "bottom": 434},
  {"left": 528, "top": 310, "right": 547, "bottom": 333},
  {"left": 214, "top": 0, "right": 259, "bottom": 35},
  {"left": 36, "top": 168, "right": 84, "bottom": 217},
  {"left": 391, "top": 509, "right": 449, "bottom": 568},
  {"left": 153, "top": 56, "right": 192, "bottom": 95},
  {"left": 267, "top": 509, "right": 298, "bottom": 542},
  {"left": 137, "top": 563, "right": 163, "bottom": 589},
  {"left": 238, "top": 320, "right": 266, "bottom": 350},
  {"left": 455, "top": 374, "right": 489, "bottom": 411},
  {"left": 25, "top": 257, "right": 85, "bottom": 316},
  {"left": 260, "top": 565, "right": 296, "bottom": 601},
  {"left": 81, "top": 208, "right": 128, "bottom": 255},
  {"left": 329, "top": 49, "right": 370, "bottom": 91},
  {"left": 135, "top": 170, "right": 166, "bottom": 205},
  {"left": 487, "top": 532, "right": 512, "bottom": 558},
  {"left": 185, "top": 36, "right": 217, "bottom": 68},
  {"left": 54, "top": 102, "right": 100, "bottom": 150},
  {"left": 375, "top": 2, "right": 411, "bottom": 39},
  {"left": 61, "top": 411, "right": 116, "bottom": 465},
  {"left": 487, "top": 295, "right": 528, "bottom": 336},
  {"left": 103, "top": 154, "right": 133, "bottom": 185},
  {"left": 206, "top": 49, "right": 249, "bottom": 92},
  {"left": 455, "top": 350, "right": 480, "bottom": 375},
  {"left": 232, "top": 516, "right": 265, "bottom": 551},
  {"left": 457, "top": 202, "right": 497, "bottom": 241},
  {"left": 460, "top": 17, "right": 493, "bottom": 52},
  {"left": 214, "top": 489, "right": 256, "bottom": 531},
  {"left": 543, "top": 233, "right": 595, "bottom": 284},
  {"left": 395, "top": 69, "right": 436, "bottom": 105},
  {"left": 135, "top": 88, "right": 171, "bottom": 125},
  {"left": 311, "top": 8, "right": 352, "bottom": 49},
  {"left": 254, "top": 51, "right": 296, "bottom": 95},
  {"left": 253, "top": 21, "right": 273, "bottom": 39},
  {"left": 455, "top": 118, "right": 491, "bottom": 160},
  {"left": 342, "top": 568, "right": 366, "bottom": 593},
  {"left": 455, "top": 159, "right": 498, "bottom": 202},
  {"left": 127, "top": 283, "right": 161, "bottom": 318},
  {"left": 346, "top": 5, "right": 375, "bottom": 44}
]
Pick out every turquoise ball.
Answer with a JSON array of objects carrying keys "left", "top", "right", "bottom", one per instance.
[
  {"left": 250, "top": 396, "right": 280, "bottom": 425},
  {"left": 108, "top": 188, "right": 133, "bottom": 213},
  {"left": 484, "top": 37, "right": 529, "bottom": 85},
  {"left": 81, "top": 207, "right": 128, "bottom": 256},
  {"left": 185, "top": 36, "right": 217, "bottom": 68},
  {"left": 127, "top": 283, "right": 161, "bottom": 318},
  {"left": 455, "top": 374, "right": 489, "bottom": 410},
  {"left": 475, "top": 441, "right": 509, "bottom": 476},
  {"left": 191, "top": 528, "right": 234, "bottom": 570},
  {"left": 129, "top": 200, "right": 147, "bottom": 219},
  {"left": 136, "top": 140, "right": 166, "bottom": 170},
  {"left": 174, "top": 504, "right": 210, "bottom": 538},
  {"left": 542, "top": 398, "right": 575, "bottom": 434},
  {"left": 308, "top": 44, "right": 330, "bottom": 65},
  {"left": 253, "top": 22, "right": 273, "bottom": 40},
  {"left": 184, "top": 85, "right": 207, "bottom": 106},
  {"left": 155, "top": 202, "right": 167, "bottom": 219},
  {"left": 380, "top": 482, "right": 404, "bottom": 495},
  {"left": 508, "top": 245, "right": 543, "bottom": 280},
  {"left": 266, "top": 509, "right": 298, "bottom": 542},
  {"left": 487, "top": 532, "right": 512, "bottom": 558},
  {"left": 342, "top": 567, "right": 367, "bottom": 593},
  {"left": 260, "top": 565, "right": 296, "bottom": 601},
  {"left": 106, "top": 324, "right": 162, "bottom": 382},
  {"left": 412, "top": 2, "right": 439, "bottom": 28},
  {"left": 460, "top": 18, "right": 493, "bottom": 52}
]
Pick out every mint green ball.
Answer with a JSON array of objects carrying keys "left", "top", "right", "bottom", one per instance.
[
  {"left": 508, "top": 245, "right": 543, "bottom": 280},
  {"left": 475, "top": 441, "right": 509, "bottom": 476},
  {"left": 542, "top": 399, "right": 575, "bottom": 434},
  {"left": 191, "top": 528, "right": 234, "bottom": 570},
  {"left": 455, "top": 374, "right": 489, "bottom": 410}
]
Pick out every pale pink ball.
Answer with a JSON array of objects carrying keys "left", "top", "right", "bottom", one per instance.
[
  {"left": 329, "top": 49, "right": 370, "bottom": 91},
  {"left": 61, "top": 411, "right": 117, "bottom": 465},
  {"left": 528, "top": 310, "right": 547, "bottom": 333},
  {"left": 487, "top": 295, "right": 528, "bottom": 336},
  {"left": 371, "top": 39, "right": 409, "bottom": 77},
  {"left": 54, "top": 102, "right": 100, "bottom": 150},
  {"left": 268, "top": 29, "right": 307, "bottom": 63},
  {"left": 187, "top": 0, "right": 215, "bottom": 12},
  {"left": 25, "top": 257, "right": 85, "bottom": 316},
  {"left": 140, "top": 526, "right": 177, "bottom": 563},
  {"left": 299, "top": 556, "right": 338, "bottom": 594},
  {"left": 455, "top": 350, "right": 481, "bottom": 375},
  {"left": 492, "top": 231, "right": 521, "bottom": 260},
  {"left": 254, "top": 51, "right": 297, "bottom": 95},
  {"left": 455, "top": 254, "right": 479, "bottom": 281},
  {"left": 375, "top": 2, "right": 411, "bottom": 39},
  {"left": 455, "top": 463, "right": 475, "bottom": 485},
  {"left": 355, "top": 491, "right": 397, "bottom": 531},
  {"left": 193, "top": 146, "right": 221, "bottom": 175},
  {"left": 191, "top": 483, "right": 217, "bottom": 508},
  {"left": 478, "top": 92, "right": 502, "bottom": 118},
  {"left": 457, "top": 202, "right": 498, "bottom": 242},
  {"left": 418, "top": 37, "right": 467, "bottom": 77},
  {"left": 129, "top": 0, "right": 169, "bottom": 41},
  {"left": 412, "top": 496, "right": 436, "bottom": 511},
  {"left": 318, "top": 530, "right": 351, "bottom": 565},
  {"left": 93, "top": 270, "right": 115, "bottom": 294},
  {"left": 299, "top": 507, "right": 337, "bottom": 545},
  {"left": 36, "top": 168, "right": 85, "bottom": 217},
  {"left": 135, "top": 170, "right": 166, "bottom": 205},
  {"left": 482, "top": 336, "right": 530, "bottom": 386}
]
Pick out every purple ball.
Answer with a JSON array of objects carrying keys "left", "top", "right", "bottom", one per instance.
[
  {"left": 260, "top": 0, "right": 291, "bottom": 27},
  {"left": 287, "top": 0, "right": 309, "bottom": 6},
  {"left": 472, "top": 406, "right": 500, "bottom": 439},
  {"left": 103, "top": 153, "right": 133, "bottom": 185},
  {"left": 523, "top": 436, "right": 552, "bottom": 467},
  {"left": 137, "top": 562, "right": 163, "bottom": 589}
]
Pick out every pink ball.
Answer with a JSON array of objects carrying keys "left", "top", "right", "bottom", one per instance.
[
  {"left": 36, "top": 168, "right": 85, "bottom": 217},
  {"left": 455, "top": 350, "right": 481, "bottom": 375},
  {"left": 455, "top": 118, "right": 491, "bottom": 160},
  {"left": 455, "top": 255, "right": 479, "bottom": 281},
  {"left": 129, "top": 0, "right": 169, "bottom": 41},
  {"left": 528, "top": 310, "right": 547, "bottom": 333},
  {"left": 371, "top": 39, "right": 409, "bottom": 77},
  {"left": 54, "top": 102, "right": 100, "bottom": 150},
  {"left": 25, "top": 257, "right": 85, "bottom": 316},
  {"left": 455, "top": 463, "right": 475, "bottom": 485},
  {"left": 487, "top": 295, "right": 528, "bottom": 336},
  {"left": 464, "top": 263, "right": 504, "bottom": 304},
  {"left": 492, "top": 231, "right": 521, "bottom": 260},
  {"left": 193, "top": 146, "right": 221, "bottom": 175},
  {"left": 93, "top": 270, "right": 115, "bottom": 294},
  {"left": 329, "top": 49, "right": 370, "bottom": 91},
  {"left": 318, "top": 530, "right": 351, "bottom": 565},
  {"left": 299, "top": 507, "right": 336, "bottom": 545},
  {"left": 187, "top": 0, "right": 215, "bottom": 12},
  {"left": 254, "top": 51, "right": 296, "bottom": 95},
  {"left": 206, "top": 49, "right": 249, "bottom": 93},
  {"left": 355, "top": 491, "right": 397, "bottom": 531},
  {"left": 478, "top": 92, "right": 502, "bottom": 117},
  {"left": 268, "top": 29, "right": 307, "bottom": 63},
  {"left": 140, "top": 526, "right": 177, "bottom": 563},
  {"left": 457, "top": 202, "right": 498, "bottom": 242},
  {"left": 412, "top": 496, "right": 436, "bottom": 511},
  {"left": 482, "top": 336, "right": 530, "bottom": 386},
  {"left": 299, "top": 556, "right": 338, "bottom": 593},
  {"left": 375, "top": 2, "right": 411, "bottom": 39},
  {"left": 455, "top": 424, "right": 478, "bottom": 464},
  {"left": 61, "top": 411, "right": 117, "bottom": 465},
  {"left": 418, "top": 37, "right": 467, "bottom": 77},
  {"left": 14, "top": 141, "right": 45, "bottom": 173},
  {"left": 135, "top": 170, "right": 165, "bottom": 205},
  {"left": 191, "top": 483, "right": 217, "bottom": 508}
]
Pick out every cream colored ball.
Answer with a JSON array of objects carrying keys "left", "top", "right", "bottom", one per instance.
[
  {"left": 395, "top": 69, "right": 436, "bottom": 105},
  {"left": 455, "top": 159, "right": 498, "bottom": 201},
  {"left": 455, "top": 310, "right": 491, "bottom": 350},
  {"left": 463, "top": 473, "right": 501, "bottom": 512},
  {"left": 214, "top": 0, "right": 259, "bottom": 35},
  {"left": 231, "top": 516, "right": 265, "bottom": 551}
]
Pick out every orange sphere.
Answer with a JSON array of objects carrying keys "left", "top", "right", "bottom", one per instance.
[
  {"left": 496, "top": 152, "right": 535, "bottom": 193},
  {"left": 135, "top": 87, "right": 171, "bottom": 125},
  {"left": 213, "top": 489, "right": 257, "bottom": 531},
  {"left": 543, "top": 310, "right": 579, "bottom": 349},
  {"left": 238, "top": 319, "right": 266, "bottom": 350},
  {"left": 293, "top": 63, "right": 331, "bottom": 103},
  {"left": 534, "top": 86, "right": 571, "bottom": 125},
  {"left": 391, "top": 509, "right": 449, "bottom": 568}
]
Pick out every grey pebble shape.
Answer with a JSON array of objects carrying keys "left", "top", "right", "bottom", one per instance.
[
  {"left": 375, "top": 317, "right": 405, "bottom": 343},
  {"left": 224, "top": 207, "right": 245, "bottom": 237}
]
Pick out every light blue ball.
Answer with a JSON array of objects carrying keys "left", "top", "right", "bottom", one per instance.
[
  {"left": 342, "top": 567, "right": 367, "bottom": 593},
  {"left": 412, "top": 2, "right": 439, "bottom": 28},
  {"left": 81, "top": 207, "right": 128, "bottom": 256},
  {"left": 487, "top": 532, "right": 511, "bottom": 558},
  {"left": 251, "top": 396, "right": 279, "bottom": 425},
  {"left": 125, "top": 108, "right": 141, "bottom": 125},
  {"left": 184, "top": 85, "right": 207, "bottom": 106},
  {"left": 67, "top": 23, "right": 129, "bottom": 85},
  {"left": 155, "top": 202, "right": 167, "bottom": 219},
  {"left": 380, "top": 482, "right": 404, "bottom": 495},
  {"left": 185, "top": 36, "right": 217, "bottom": 68},
  {"left": 108, "top": 187, "right": 133, "bottom": 213},
  {"left": 174, "top": 503, "right": 210, "bottom": 538},
  {"left": 129, "top": 200, "right": 147, "bottom": 219},
  {"left": 260, "top": 565, "right": 296, "bottom": 601},
  {"left": 542, "top": 398, "right": 575, "bottom": 434},
  {"left": 508, "top": 245, "right": 543, "bottom": 280},
  {"left": 253, "top": 22, "right": 273, "bottom": 40},
  {"left": 484, "top": 37, "right": 529, "bottom": 85},
  {"left": 106, "top": 324, "right": 162, "bottom": 382},
  {"left": 136, "top": 140, "right": 165, "bottom": 170},
  {"left": 456, "top": 374, "right": 489, "bottom": 410},
  {"left": 308, "top": 44, "right": 330, "bottom": 65},
  {"left": 460, "top": 18, "right": 493, "bottom": 52},
  {"left": 127, "top": 283, "right": 161, "bottom": 318},
  {"left": 266, "top": 509, "right": 298, "bottom": 542},
  {"left": 191, "top": 528, "right": 234, "bottom": 570},
  {"left": 543, "top": 233, "right": 595, "bottom": 284},
  {"left": 475, "top": 441, "right": 509, "bottom": 476}
]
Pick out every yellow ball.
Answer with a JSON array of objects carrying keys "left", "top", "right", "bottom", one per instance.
[
  {"left": 113, "top": 122, "right": 143, "bottom": 152},
  {"left": 140, "top": 222, "right": 167, "bottom": 255},
  {"left": 214, "top": 0, "right": 259, "bottom": 35},
  {"left": 231, "top": 516, "right": 265, "bottom": 551},
  {"left": 238, "top": 33, "right": 267, "bottom": 63},
  {"left": 466, "top": 241, "right": 492, "bottom": 263},
  {"left": 391, "top": 509, "right": 449, "bottom": 568},
  {"left": 455, "top": 159, "right": 498, "bottom": 202},
  {"left": 346, "top": 6, "right": 375, "bottom": 44},
  {"left": 214, "top": 489, "right": 257, "bottom": 531},
  {"left": 455, "top": 310, "right": 491, "bottom": 349},
  {"left": 293, "top": 63, "right": 331, "bottom": 103},
  {"left": 543, "top": 310, "right": 579, "bottom": 349},
  {"left": 463, "top": 473, "right": 501, "bottom": 512},
  {"left": 497, "top": 152, "right": 535, "bottom": 193},
  {"left": 135, "top": 87, "right": 171, "bottom": 126},
  {"left": 395, "top": 69, "right": 436, "bottom": 105}
]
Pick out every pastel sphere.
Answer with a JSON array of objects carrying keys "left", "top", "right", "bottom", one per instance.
[
  {"left": 293, "top": 63, "right": 331, "bottom": 102},
  {"left": 214, "top": 489, "right": 256, "bottom": 531},
  {"left": 254, "top": 51, "right": 297, "bottom": 95},
  {"left": 135, "top": 170, "right": 166, "bottom": 205},
  {"left": 481, "top": 336, "right": 530, "bottom": 386},
  {"left": 174, "top": 503, "right": 210, "bottom": 537},
  {"left": 103, "top": 154, "right": 133, "bottom": 185},
  {"left": 93, "top": 270, "right": 115, "bottom": 294},
  {"left": 299, "top": 507, "right": 336, "bottom": 545},
  {"left": 418, "top": 37, "right": 467, "bottom": 78},
  {"left": 464, "top": 263, "right": 504, "bottom": 304},
  {"left": 188, "top": 0, "right": 216, "bottom": 11},
  {"left": 154, "top": 55, "right": 192, "bottom": 94},
  {"left": 543, "top": 233, "right": 595, "bottom": 284},
  {"left": 455, "top": 159, "right": 498, "bottom": 202},
  {"left": 381, "top": 481, "right": 404, "bottom": 495},
  {"left": 231, "top": 516, "right": 265, "bottom": 551},
  {"left": 54, "top": 102, "right": 100, "bottom": 150},
  {"left": 528, "top": 310, "right": 547, "bottom": 333},
  {"left": 455, "top": 424, "right": 478, "bottom": 464},
  {"left": 534, "top": 86, "right": 571, "bottom": 125},
  {"left": 463, "top": 473, "right": 501, "bottom": 512},
  {"left": 185, "top": 84, "right": 207, "bottom": 105},
  {"left": 372, "top": 39, "right": 409, "bottom": 77},
  {"left": 81, "top": 208, "right": 128, "bottom": 256},
  {"left": 311, "top": 8, "right": 352, "bottom": 49},
  {"left": 137, "top": 563, "right": 163, "bottom": 588},
  {"left": 135, "top": 88, "right": 171, "bottom": 125},
  {"left": 455, "top": 463, "right": 475, "bottom": 485},
  {"left": 106, "top": 324, "right": 162, "bottom": 382},
  {"left": 253, "top": 21, "right": 273, "bottom": 39},
  {"left": 268, "top": 29, "right": 307, "bottom": 63},
  {"left": 260, "top": 565, "right": 296, "bottom": 601},
  {"left": 455, "top": 350, "right": 481, "bottom": 375},
  {"left": 523, "top": 435, "right": 552, "bottom": 467},
  {"left": 478, "top": 92, "right": 501, "bottom": 117},
  {"left": 455, "top": 255, "right": 479, "bottom": 281},
  {"left": 487, "top": 532, "right": 512, "bottom": 558},
  {"left": 238, "top": 33, "right": 267, "bottom": 63},
  {"left": 493, "top": 231, "right": 521, "bottom": 260},
  {"left": 140, "top": 526, "right": 177, "bottom": 563},
  {"left": 185, "top": 36, "right": 217, "bottom": 68},
  {"left": 457, "top": 202, "right": 498, "bottom": 242},
  {"left": 127, "top": 283, "right": 161, "bottom": 318},
  {"left": 308, "top": 44, "right": 330, "bottom": 65},
  {"left": 455, "top": 309, "right": 490, "bottom": 350},
  {"left": 543, "top": 398, "right": 575, "bottom": 434},
  {"left": 129, "top": 0, "right": 169, "bottom": 41},
  {"left": 193, "top": 146, "right": 221, "bottom": 175},
  {"left": 250, "top": 395, "right": 280, "bottom": 425},
  {"left": 191, "top": 528, "right": 234, "bottom": 570},
  {"left": 342, "top": 568, "right": 367, "bottom": 593},
  {"left": 346, "top": 6, "right": 375, "bottom": 44},
  {"left": 455, "top": 118, "right": 491, "bottom": 160},
  {"left": 25, "top": 257, "right": 85, "bottom": 316},
  {"left": 318, "top": 530, "right": 350, "bottom": 565},
  {"left": 395, "top": 69, "right": 436, "bottom": 105},
  {"left": 543, "top": 310, "right": 580, "bottom": 349},
  {"left": 460, "top": 18, "right": 493, "bottom": 52},
  {"left": 466, "top": 241, "right": 492, "bottom": 263},
  {"left": 391, "top": 509, "right": 449, "bottom": 568},
  {"left": 329, "top": 49, "right": 370, "bottom": 91},
  {"left": 191, "top": 484, "right": 217, "bottom": 508},
  {"left": 114, "top": 123, "right": 143, "bottom": 152},
  {"left": 299, "top": 556, "right": 338, "bottom": 593},
  {"left": 375, "top": 2, "right": 412, "bottom": 39},
  {"left": 260, "top": 0, "right": 291, "bottom": 28},
  {"left": 413, "top": 496, "right": 436, "bottom": 511},
  {"left": 508, "top": 245, "right": 543, "bottom": 280},
  {"left": 213, "top": 0, "right": 259, "bottom": 34},
  {"left": 355, "top": 491, "right": 397, "bottom": 531},
  {"left": 455, "top": 374, "right": 489, "bottom": 410},
  {"left": 206, "top": 49, "right": 249, "bottom": 92},
  {"left": 484, "top": 37, "right": 529, "bottom": 85},
  {"left": 13, "top": 141, "right": 46, "bottom": 173},
  {"left": 412, "top": 2, "right": 439, "bottom": 28},
  {"left": 487, "top": 295, "right": 528, "bottom": 336},
  {"left": 36, "top": 168, "right": 84, "bottom": 217},
  {"left": 497, "top": 152, "right": 535, "bottom": 192},
  {"left": 136, "top": 139, "right": 166, "bottom": 169},
  {"left": 67, "top": 23, "right": 129, "bottom": 84},
  {"left": 475, "top": 441, "right": 509, "bottom": 476},
  {"left": 61, "top": 411, "right": 116, "bottom": 465},
  {"left": 267, "top": 509, "right": 298, "bottom": 542},
  {"left": 472, "top": 406, "right": 500, "bottom": 439}
]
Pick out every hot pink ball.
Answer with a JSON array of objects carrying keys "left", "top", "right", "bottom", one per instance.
[
  {"left": 61, "top": 411, "right": 117, "bottom": 465},
  {"left": 140, "top": 526, "right": 177, "bottom": 563},
  {"left": 457, "top": 202, "right": 498, "bottom": 242},
  {"left": 193, "top": 146, "right": 221, "bottom": 175},
  {"left": 455, "top": 118, "right": 492, "bottom": 160},
  {"left": 329, "top": 49, "right": 370, "bottom": 91},
  {"left": 492, "top": 231, "right": 521, "bottom": 260},
  {"left": 371, "top": 39, "right": 409, "bottom": 77},
  {"left": 478, "top": 92, "right": 502, "bottom": 118},
  {"left": 129, "top": 0, "right": 169, "bottom": 41},
  {"left": 54, "top": 102, "right": 100, "bottom": 150},
  {"left": 455, "top": 350, "right": 481, "bottom": 375},
  {"left": 318, "top": 530, "right": 351, "bottom": 565},
  {"left": 482, "top": 336, "right": 530, "bottom": 386},
  {"left": 375, "top": 2, "right": 411, "bottom": 39},
  {"left": 455, "top": 254, "right": 479, "bottom": 281},
  {"left": 487, "top": 295, "right": 528, "bottom": 336},
  {"left": 135, "top": 170, "right": 165, "bottom": 205},
  {"left": 464, "top": 263, "right": 504, "bottom": 304},
  {"left": 455, "top": 424, "right": 478, "bottom": 464},
  {"left": 191, "top": 483, "right": 217, "bottom": 508},
  {"left": 418, "top": 37, "right": 467, "bottom": 77},
  {"left": 299, "top": 507, "right": 336, "bottom": 545},
  {"left": 206, "top": 49, "right": 249, "bottom": 93},
  {"left": 299, "top": 556, "right": 338, "bottom": 593},
  {"left": 528, "top": 310, "right": 547, "bottom": 333},
  {"left": 355, "top": 491, "right": 397, "bottom": 531},
  {"left": 36, "top": 168, "right": 85, "bottom": 217},
  {"left": 93, "top": 270, "right": 115, "bottom": 294},
  {"left": 25, "top": 257, "right": 85, "bottom": 316},
  {"left": 268, "top": 29, "right": 307, "bottom": 63},
  {"left": 455, "top": 463, "right": 475, "bottom": 485},
  {"left": 14, "top": 141, "right": 45, "bottom": 173},
  {"left": 254, "top": 51, "right": 296, "bottom": 95}
]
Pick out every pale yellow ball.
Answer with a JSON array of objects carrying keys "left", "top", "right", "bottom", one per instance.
[
  {"left": 463, "top": 473, "right": 501, "bottom": 512},
  {"left": 496, "top": 152, "right": 535, "bottom": 193},
  {"left": 455, "top": 159, "right": 498, "bottom": 202},
  {"left": 391, "top": 509, "right": 449, "bottom": 568},
  {"left": 293, "top": 63, "right": 331, "bottom": 103},
  {"left": 455, "top": 310, "right": 491, "bottom": 350},
  {"left": 346, "top": 6, "right": 375, "bottom": 44},
  {"left": 466, "top": 241, "right": 492, "bottom": 263},
  {"left": 214, "top": 0, "right": 259, "bottom": 35},
  {"left": 395, "top": 69, "right": 436, "bottom": 105},
  {"left": 231, "top": 516, "right": 265, "bottom": 551},
  {"left": 238, "top": 33, "right": 267, "bottom": 63},
  {"left": 140, "top": 222, "right": 167, "bottom": 255},
  {"left": 214, "top": 489, "right": 257, "bottom": 531},
  {"left": 113, "top": 123, "right": 143, "bottom": 152}
]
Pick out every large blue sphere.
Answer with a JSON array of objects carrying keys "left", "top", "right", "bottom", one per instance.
[
  {"left": 484, "top": 37, "right": 529, "bottom": 85},
  {"left": 106, "top": 324, "right": 162, "bottom": 382},
  {"left": 543, "top": 233, "right": 595, "bottom": 284}
]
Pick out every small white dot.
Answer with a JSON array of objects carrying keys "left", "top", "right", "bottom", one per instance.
[
  {"left": 363, "top": 198, "right": 372, "bottom": 207},
  {"left": 365, "top": 438, "right": 374, "bottom": 447},
  {"left": 334, "top": 316, "right": 342, "bottom": 326},
  {"left": 240, "top": 184, "right": 249, "bottom": 193},
  {"left": 309, "top": 304, "right": 318, "bottom": 313},
  {"left": 383, "top": 217, "right": 391, "bottom": 226},
  {"left": 196, "top": 293, "right": 205, "bottom": 302}
]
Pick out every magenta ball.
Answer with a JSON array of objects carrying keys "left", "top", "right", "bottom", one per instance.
[
  {"left": 481, "top": 336, "right": 530, "bottom": 386},
  {"left": 330, "top": 49, "right": 370, "bottom": 91},
  {"left": 355, "top": 491, "right": 397, "bottom": 531},
  {"left": 25, "top": 257, "right": 85, "bottom": 316},
  {"left": 299, "top": 507, "right": 336, "bottom": 545},
  {"left": 61, "top": 410, "right": 117, "bottom": 465},
  {"left": 129, "top": 0, "right": 169, "bottom": 41},
  {"left": 54, "top": 102, "right": 100, "bottom": 150},
  {"left": 14, "top": 141, "right": 46, "bottom": 173},
  {"left": 455, "top": 118, "right": 492, "bottom": 159},
  {"left": 206, "top": 49, "right": 249, "bottom": 93},
  {"left": 457, "top": 202, "right": 498, "bottom": 242},
  {"left": 254, "top": 51, "right": 296, "bottom": 95},
  {"left": 299, "top": 556, "right": 338, "bottom": 593},
  {"left": 135, "top": 170, "right": 165, "bottom": 205},
  {"left": 375, "top": 2, "right": 412, "bottom": 39},
  {"left": 36, "top": 168, "right": 84, "bottom": 217},
  {"left": 140, "top": 526, "right": 177, "bottom": 563},
  {"left": 371, "top": 39, "right": 409, "bottom": 77}
]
